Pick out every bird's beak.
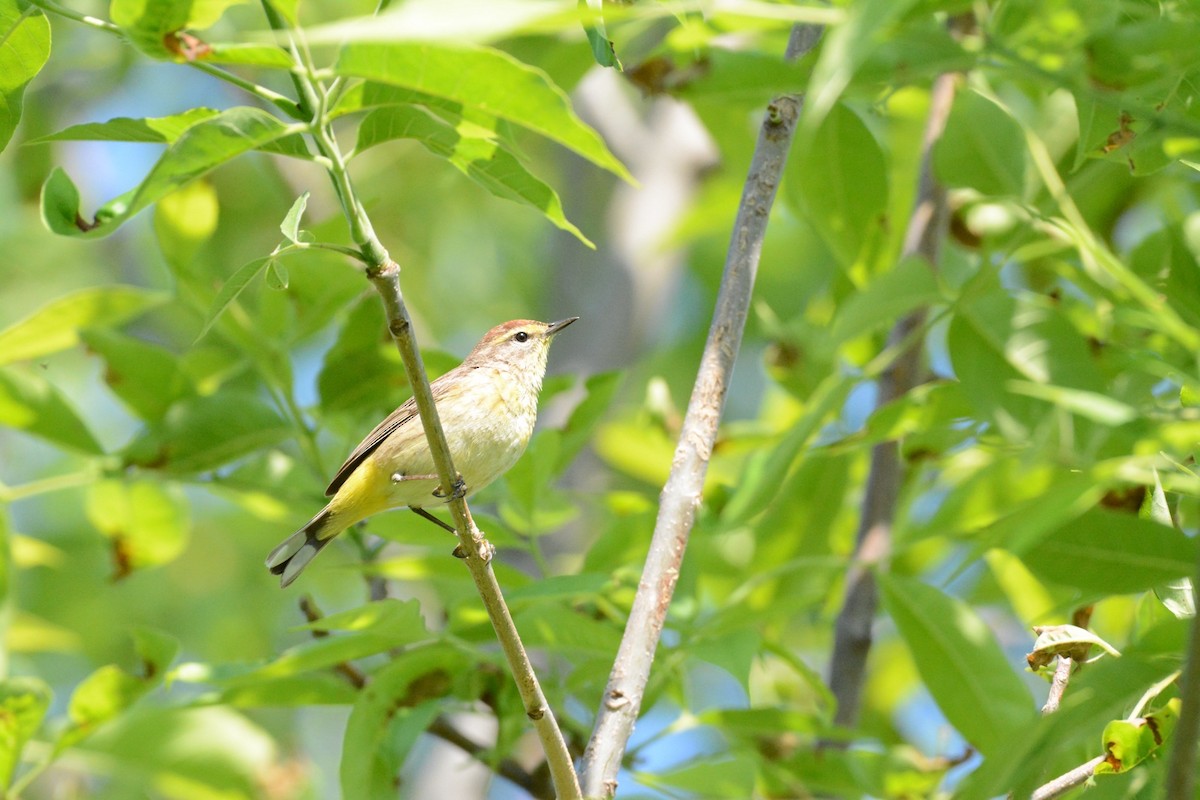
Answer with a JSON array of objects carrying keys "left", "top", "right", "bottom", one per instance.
[{"left": 545, "top": 317, "right": 579, "bottom": 337}]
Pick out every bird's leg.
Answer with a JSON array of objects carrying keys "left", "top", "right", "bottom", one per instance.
[
  {"left": 392, "top": 472, "right": 439, "bottom": 483},
  {"left": 432, "top": 473, "right": 467, "bottom": 500},
  {"left": 410, "top": 506, "right": 456, "bottom": 534}
]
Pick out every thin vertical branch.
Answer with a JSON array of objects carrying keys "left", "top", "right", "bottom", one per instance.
[
  {"left": 826, "top": 71, "right": 957, "bottom": 728},
  {"left": 579, "top": 25, "right": 823, "bottom": 798},
  {"left": 1166, "top": 540, "right": 1200, "bottom": 799},
  {"left": 1040, "top": 657, "right": 1073, "bottom": 715},
  {"left": 257, "top": 7, "right": 581, "bottom": 796}
]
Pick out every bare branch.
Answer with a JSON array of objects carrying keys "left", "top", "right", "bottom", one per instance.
[
  {"left": 1040, "top": 656, "right": 1073, "bottom": 715},
  {"left": 579, "top": 24, "right": 824, "bottom": 798},
  {"left": 827, "top": 70, "right": 957, "bottom": 729},
  {"left": 1166, "top": 539, "right": 1200, "bottom": 798},
  {"left": 1030, "top": 756, "right": 1105, "bottom": 800}
]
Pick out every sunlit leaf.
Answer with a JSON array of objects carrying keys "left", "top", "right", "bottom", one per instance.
[
  {"left": 193, "top": 257, "right": 273, "bottom": 342},
  {"left": 1095, "top": 699, "right": 1180, "bottom": 774},
  {"left": 27, "top": 108, "right": 220, "bottom": 144},
  {"left": 933, "top": 89, "right": 1026, "bottom": 197},
  {"left": 0, "top": 366, "right": 103, "bottom": 454},
  {"left": 333, "top": 42, "right": 631, "bottom": 181},
  {"left": 41, "top": 108, "right": 303, "bottom": 239},
  {"left": 85, "top": 480, "right": 190, "bottom": 576},
  {"left": 355, "top": 104, "right": 592, "bottom": 245},
  {"left": 279, "top": 191, "right": 309, "bottom": 244},
  {"left": 341, "top": 647, "right": 463, "bottom": 800},
  {"left": 0, "top": 0, "right": 51, "bottom": 154},
  {"left": 123, "top": 391, "right": 291, "bottom": 473},
  {"left": 110, "top": 0, "right": 248, "bottom": 58},
  {"left": 1019, "top": 508, "right": 1196, "bottom": 594},
  {"left": 788, "top": 102, "right": 888, "bottom": 267},
  {"left": 154, "top": 179, "right": 220, "bottom": 269},
  {"left": 0, "top": 285, "right": 165, "bottom": 366},
  {"left": 879, "top": 574, "right": 1037, "bottom": 756},
  {"left": 81, "top": 329, "right": 192, "bottom": 422},
  {"left": 0, "top": 676, "right": 51, "bottom": 787}
]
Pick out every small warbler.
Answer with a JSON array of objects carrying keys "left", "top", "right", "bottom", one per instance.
[{"left": 266, "top": 317, "right": 578, "bottom": 587}]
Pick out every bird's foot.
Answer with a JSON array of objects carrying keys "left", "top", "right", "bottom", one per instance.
[{"left": 433, "top": 474, "right": 467, "bottom": 500}]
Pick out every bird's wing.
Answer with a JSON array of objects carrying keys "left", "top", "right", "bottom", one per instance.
[{"left": 323, "top": 368, "right": 465, "bottom": 497}]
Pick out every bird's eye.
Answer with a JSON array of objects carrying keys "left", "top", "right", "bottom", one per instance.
[{"left": 514, "top": 331, "right": 529, "bottom": 343}]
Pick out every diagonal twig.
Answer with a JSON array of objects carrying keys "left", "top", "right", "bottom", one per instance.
[
  {"left": 579, "top": 24, "right": 824, "bottom": 799},
  {"left": 826, "top": 69, "right": 957, "bottom": 729}
]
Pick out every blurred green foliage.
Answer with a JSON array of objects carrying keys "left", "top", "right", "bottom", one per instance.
[{"left": 1, "top": 0, "right": 1200, "bottom": 798}]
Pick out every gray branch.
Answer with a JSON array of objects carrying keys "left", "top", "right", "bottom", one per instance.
[
  {"left": 579, "top": 24, "right": 823, "bottom": 799},
  {"left": 1166, "top": 537, "right": 1200, "bottom": 798},
  {"left": 827, "top": 70, "right": 956, "bottom": 728}
]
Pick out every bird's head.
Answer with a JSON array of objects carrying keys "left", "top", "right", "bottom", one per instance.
[{"left": 463, "top": 317, "right": 579, "bottom": 375}]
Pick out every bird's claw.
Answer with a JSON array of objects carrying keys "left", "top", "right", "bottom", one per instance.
[{"left": 433, "top": 474, "right": 467, "bottom": 500}]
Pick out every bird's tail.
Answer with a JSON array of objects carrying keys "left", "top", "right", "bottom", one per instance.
[{"left": 265, "top": 507, "right": 338, "bottom": 588}]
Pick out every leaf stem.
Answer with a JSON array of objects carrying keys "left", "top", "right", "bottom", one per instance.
[
  {"left": 23, "top": 0, "right": 118, "bottom": 33},
  {"left": 189, "top": 61, "right": 306, "bottom": 120},
  {"left": 0, "top": 469, "right": 100, "bottom": 503}
]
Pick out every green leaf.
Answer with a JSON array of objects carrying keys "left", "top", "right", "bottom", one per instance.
[
  {"left": 318, "top": 296, "right": 398, "bottom": 416},
  {"left": 193, "top": 256, "right": 273, "bottom": 342},
  {"left": 0, "top": 0, "right": 50, "bottom": 153},
  {"left": 641, "top": 754, "right": 757, "bottom": 798},
  {"left": 688, "top": 628, "right": 760, "bottom": 690},
  {"left": 110, "top": 0, "right": 248, "bottom": 58},
  {"left": 963, "top": 619, "right": 1187, "bottom": 799},
  {"left": 41, "top": 107, "right": 302, "bottom": 239},
  {"left": 232, "top": 601, "right": 429, "bottom": 684},
  {"left": 879, "top": 574, "right": 1036, "bottom": 756},
  {"left": 499, "top": 430, "right": 579, "bottom": 536},
  {"left": 0, "top": 366, "right": 103, "bottom": 454},
  {"left": 0, "top": 676, "right": 52, "bottom": 787},
  {"left": 1027, "top": 624, "right": 1121, "bottom": 670},
  {"left": 0, "top": 285, "right": 165, "bottom": 366},
  {"left": 295, "top": 599, "right": 424, "bottom": 634},
  {"left": 341, "top": 648, "right": 462, "bottom": 800},
  {"left": 355, "top": 104, "right": 592, "bottom": 246},
  {"left": 788, "top": 102, "right": 888, "bottom": 267},
  {"left": 1145, "top": 472, "right": 1195, "bottom": 619},
  {"left": 131, "top": 627, "right": 180, "bottom": 678},
  {"left": 63, "top": 665, "right": 152, "bottom": 746},
  {"left": 513, "top": 604, "right": 621, "bottom": 656},
  {"left": 580, "top": 0, "right": 620, "bottom": 69},
  {"left": 154, "top": 179, "right": 220, "bottom": 270},
  {"left": 1018, "top": 508, "right": 1197, "bottom": 594},
  {"left": 1094, "top": 699, "right": 1180, "bottom": 774},
  {"left": 1005, "top": 380, "right": 1137, "bottom": 426},
  {"left": 830, "top": 256, "right": 941, "bottom": 343},
  {"left": 557, "top": 371, "right": 620, "bottom": 469},
  {"left": 27, "top": 108, "right": 220, "bottom": 144},
  {"left": 720, "top": 373, "right": 854, "bottom": 528},
  {"left": 265, "top": 258, "right": 289, "bottom": 290},
  {"left": 81, "top": 329, "right": 192, "bottom": 422},
  {"left": 85, "top": 480, "right": 190, "bottom": 575},
  {"left": 333, "top": 42, "right": 631, "bottom": 182},
  {"left": 933, "top": 89, "right": 1026, "bottom": 197},
  {"left": 279, "top": 191, "right": 308, "bottom": 244},
  {"left": 124, "top": 391, "right": 291, "bottom": 473},
  {"left": 217, "top": 673, "right": 359, "bottom": 707}
]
